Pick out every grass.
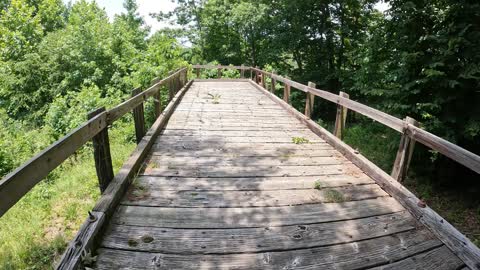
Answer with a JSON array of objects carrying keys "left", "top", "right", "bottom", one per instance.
[
  {"left": 0, "top": 121, "right": 136, "bottom": 269},
  {"left": 314, "top": 180, "right": 323, "bottom": 190},
  {"left": 342, "top": 121, "right": 400, "bottom": 172},
  {"left": 207, "top": 93, "right": 221, "bottom": 104},
  {"left": 323, "top": 189, "right": 345, "bottom": 203},
  {"left": 292, "top": 137, "right": 310, "bottom": 144}
]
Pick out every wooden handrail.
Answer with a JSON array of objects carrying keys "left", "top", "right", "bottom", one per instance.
[
  {"left": 192, "top": 64, "right": 249, "bottom": 69},
  {"left": 0, "top": 67, "right": 188, "bottom": 217},
  {"left": 0, "top": 112, "right": 107, "bottom": 216},
  {"left": 107, "top": 67, "right": 187, "bottom": 124},
  {"left": 249, "top": 67, "right": 480, "bottom": 175}
]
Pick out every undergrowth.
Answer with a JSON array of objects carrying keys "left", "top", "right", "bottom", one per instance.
[{"left": 0, "top": 121, "right": 136, "bottom": 269}]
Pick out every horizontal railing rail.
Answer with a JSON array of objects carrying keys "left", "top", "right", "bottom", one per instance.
[
  {"left": 192, "top": 64, "right": 250, "bottom": 79},
  {"left": 0, "top": 67, "right": 188, "bottom": 217}
]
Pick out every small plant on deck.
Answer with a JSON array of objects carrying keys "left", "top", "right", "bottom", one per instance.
[
  {"left": 207, "top": 93, "right": 221, "bottom": 104},
  {"left": 323, "top": 189, "right": 345, "bottom": 203},
  {"left": 314, "top": 180, "right": 323, "bottom": 190},
  {"left": 292, "top": 137, "right": 310, "bottom": 144}
]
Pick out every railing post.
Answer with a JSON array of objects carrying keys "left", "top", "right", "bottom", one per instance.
[
  {"left": 283, "top": 83, "right": 291, "bottom": 104},
  {"left": 333, "top": 91, "right": 350, "bottom": 139},
  {"left": 271, "top": 70, "right": 276, "bottom": 92},
  {"left": 131, "top": 87, "right": 146, "bottom": 144},
  {"left": 255, "top": 67, "right": 260, "bottom": 84},
  {"left": 196, "top": 67, "right": 200, "bottom": 78},
  {"left": 217, "top": 65, "right": 222, "bottom": 78},
  {"left": 261, "top": 72, "right": 266, "bottom": 89},
  {"left": 153, "top": 88, "right": 161, "bottom": 119},
  {"left": 175, "top": 72, "right": 180, "bottom": 93},
  {"left": 182, "top": 69, "right": 187, "bottom": 87},
  {"left": 88, "top": 107, "right": 114, "bottom": 193},
  {"left": 150, "top": 78, "right": 162, "bottom": 118},
  {"left": 240, "top": 64, "right": 245, "bottom": 78},
  {"left": 168, "top": 71, "right": 174, "bottom": 101},
  {"left": 391, "top": 117, "right": 419, "bottom": 182},
  {"left": 304, "top": 82, "right": 315, "bottom": 119}
]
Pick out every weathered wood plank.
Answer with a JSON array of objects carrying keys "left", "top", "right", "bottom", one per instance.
[
  {"left": 122, "top": 184, "right": 388, "bottom": 207},
  {"left": 132, "top": 174, "right": 375, "bottom": 191},
  {"left": 0, "top": 111, "right": 107, "bottom": 217},
  {"left": 165, "top": 126, "right": 311, "bottom": 131},
  {"left": 368, "top": 245, "right": 464, "bottom": 270},
  {"left": 102, "top": 211, "right": 415, "bottom": 254},
  {"left": 95, "top": 228, "right": 441, "bottom": 269},
  {"left": 151, "top": 141, "right": 332, "bottom": 150},
  {"left": 160, "top": 130, "right": 319, "bottom": 138},
  {"left": 154, "top": 136, "right": 322, "bottom": 144},
  {"left": 145, "top": 155, "right": 348, "bottom": 167},
  {"left": 141, "top": 164, "right": 363, "bottom": 178},
  {"left": 149, "top": 147, "right": 338, "bottom": 158},
  {"left": 111, "top": 197, "right": 405, "bottom": 228}
]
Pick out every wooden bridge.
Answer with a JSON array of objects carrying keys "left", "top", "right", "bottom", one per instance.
[{"left": 1, "top": 65, "right": 480, "bottom": 269}]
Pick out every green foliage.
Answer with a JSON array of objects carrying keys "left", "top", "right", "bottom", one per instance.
[
  {"left": 314, "top": 180, "right": 323, "bottom": 190},
  {"left": 0, "top": 0, "right": 188, "bottom": 268},
  {"left": 343, "top": 120, "right": 400, "bottom": 172}
]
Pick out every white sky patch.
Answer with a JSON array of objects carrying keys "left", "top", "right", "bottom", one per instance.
[
  {"left": 374, "top": 1, "right": 390, "bottom": 13},
  {"left": 62, "top": 0, "right": 177, "bottom": 34}
]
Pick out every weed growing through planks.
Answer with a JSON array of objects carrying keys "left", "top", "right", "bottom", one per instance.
[
  {"left": 207, "top": 93, "right": 221, "bottom": 104},
  {"left": 128, "top": 178, "right": 150, "bottom": 201},
  {"left": 144, "top": 161, "right": 158, "bottom": 174},
  {"left": 314, "top": 180, "right": 323, "bottom": 190},
  {"left": 323, "top": 189, "right": 345, "bottom": 203},
  {"left": 292, "top": 137, "right": 310, "bottom": 144}
]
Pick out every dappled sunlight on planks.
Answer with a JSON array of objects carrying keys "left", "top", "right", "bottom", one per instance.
[{"left": 92, "top": 81, "right": 466, "bottom": 270}]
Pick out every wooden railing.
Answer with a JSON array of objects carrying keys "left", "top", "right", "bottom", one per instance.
[
  {"left": 248, "top": 67, "right": 480, "bottom": 181},
  {"left": 0, "top": 67, "right": 188, "bottom": 217},
  {"left": 192, "top": 64, "right": 480, "bottom": 180},
  {"left": 192, "top": 64, "right": 250, "bottom": 79}
]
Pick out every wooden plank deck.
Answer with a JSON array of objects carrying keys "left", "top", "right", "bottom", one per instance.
[{"left": 93, "top": 81, "right": 467, "bottom": 269}]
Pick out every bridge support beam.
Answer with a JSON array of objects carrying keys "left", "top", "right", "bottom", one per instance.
[
  {"left": 391, "top": 116, "right": 419, "bottom": 182},
  {"left": 88, "top": 107, "right": 114, "bottom": 193},
  {"left": 333, "top": 91, "right": 350, "bottom": 139},
  {"left": 304, "top": 82, "right": 316, "bottom": 119}
]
